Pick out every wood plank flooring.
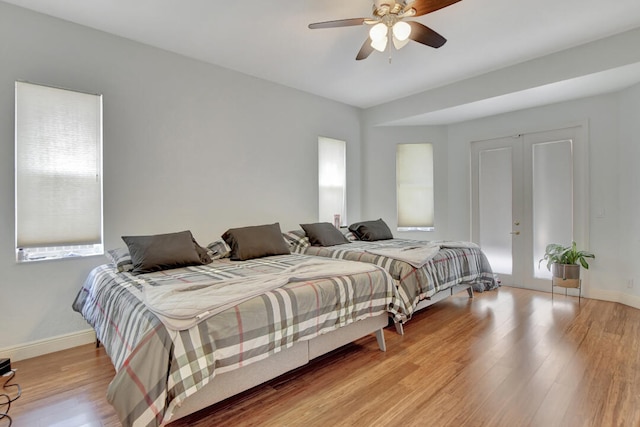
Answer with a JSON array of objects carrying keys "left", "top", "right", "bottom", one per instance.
[{"left": 7, "top": 286, "right": 640, "bottom": 426}]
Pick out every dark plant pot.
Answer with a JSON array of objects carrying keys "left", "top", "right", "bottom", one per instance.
[{"left": 552, "top": 263, "right": 581, "bottom": 279}]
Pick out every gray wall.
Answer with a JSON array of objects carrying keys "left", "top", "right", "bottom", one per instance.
[
  {"left": 2, "top": 1, "right": 639, "bottom": 357},
  {"left": 360, "top": 123, "right": 450, "bottom": 241},
  {"left": 361, "top": 88, "right": 640, "bottom": 306},
  {"left": 0, "top": 3, "right": 363, "bottom": 352},
  {"left": 445, "top": 94, "right": 620, "bottom": 296},
  {"left": 618, "top": 83, "right": 640, "bottom": 299}
]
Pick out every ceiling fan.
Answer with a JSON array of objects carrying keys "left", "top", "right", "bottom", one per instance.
[{"left": 308, "top": 0, "right": 461, "bottom": 60}]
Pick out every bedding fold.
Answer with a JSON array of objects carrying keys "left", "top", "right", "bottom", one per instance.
[
  {"left": 363, "top": 240, "right": 479, "bottom": 268},
  {"left": 143, "top": 259, "right": 381, "bottom": 330},
  {"left": 436, "top": 240, "right": 480, "bottom": 249},
  {"left": 365, "top": 244, "right": 440, "bottom": 268}
]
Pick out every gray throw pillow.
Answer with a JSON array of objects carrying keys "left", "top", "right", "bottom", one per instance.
[
  {"left": 300, "top": 222, "right": 350, "bottom": 246},
  {"left": 122, "top": 230, "right": 208, "bottom": 274},
  {"left": 348, "top": 218, "right": 393, "bottom": 241},
  {"left": 222, "top": 223, "right": 291, "bottom": 261}
]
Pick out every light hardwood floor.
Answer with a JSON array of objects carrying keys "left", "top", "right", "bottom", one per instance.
[{"left": 7, "top": 286, "right": 640, "bottom": 427}]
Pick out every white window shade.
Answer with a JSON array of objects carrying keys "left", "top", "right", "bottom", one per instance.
[
  {"left": 15, "top": 81, "right": 103, "bottom": 260},
  {"left": 318, "top": 137, "right": 346, "bottom": 226},
  {"left": 397, "top": 143, "right": 434, "bottom": 230}
]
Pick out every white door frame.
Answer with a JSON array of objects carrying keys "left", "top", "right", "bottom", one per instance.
[{"left": 471, "top": 123, "right": 590, "bottom": 293}]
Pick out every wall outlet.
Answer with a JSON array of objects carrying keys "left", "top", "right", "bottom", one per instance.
[{"left": 628, "top": 279, "right": 634, "bottom": 289}]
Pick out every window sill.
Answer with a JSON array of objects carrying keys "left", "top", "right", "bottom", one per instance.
[
  {"left": 16, "top": 245, "right": 103, "bottom": 263},
  {"left": 397, "top": 227, "right": 435, "bottom": 232}
]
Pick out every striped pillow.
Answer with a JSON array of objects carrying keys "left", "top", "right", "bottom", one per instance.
[
  {"left": 282, "top": 230, "right": 310, "bottom": 253},
  {"left": 206, "top": 239, "right": 232, "bottom": 260},
  {"left": 106, "top": 247, "right": 134, "bottom": 272}
]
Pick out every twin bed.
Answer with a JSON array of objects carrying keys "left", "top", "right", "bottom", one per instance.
[
  {"left": 284, "top": 223, "right": 496, "bottom": 334},
  {"left": 73, "top": 221, "right": 496, "bottom": 426}
]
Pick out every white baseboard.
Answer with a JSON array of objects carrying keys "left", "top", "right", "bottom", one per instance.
[
  {"left": 587, "top": 288, "right": 640, "bottom": 310},
  {"left": 504, "top": 283, "right": 640, "bottom": 310},
  {"left": 0, "top": 329, "right": 96, "bottom": 362}
]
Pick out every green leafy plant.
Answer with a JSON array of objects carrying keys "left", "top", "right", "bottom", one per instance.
[{"left": 539, "top": 241, "right": 595, "bottom": 271}]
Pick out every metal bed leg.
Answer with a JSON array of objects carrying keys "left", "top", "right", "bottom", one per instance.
[
  {"left": 467, "top": 286, "right": 474, "bottom": 298},
  {"left": 394, "top": 321, "right": 404, "bottom": 335},
  {"left": 375, "top": 329, "right": 386, "bottom": 352}
]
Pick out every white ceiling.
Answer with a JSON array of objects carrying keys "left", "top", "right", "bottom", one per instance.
[{"left": 5, "top": 0, "right": 640, "bottom": 122}]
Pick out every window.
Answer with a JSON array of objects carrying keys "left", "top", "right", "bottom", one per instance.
[
  {"left": 318, "top": 137, "right": 346, "bottom": 226},
  {"left": 15, "top": 81, "right": 103, "bottom": 262},
  {"left": 396, "top": 143, "right": 434, "bottom": 231}
]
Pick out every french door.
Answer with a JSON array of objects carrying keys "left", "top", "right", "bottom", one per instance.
[{"left": 471, "top": 126, "right": 588, "bottom": 291}]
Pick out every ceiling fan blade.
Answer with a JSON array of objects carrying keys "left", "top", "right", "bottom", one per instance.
[
  {"left": 309, "top": 18, "right": 367, "bottom": 29},
  {"left": 404, "top": 0, "right": 462, "bottom": 17},
  {"left": 407, "top": 21, "right": 447, "bottom": 48},
  {"left": 356, "top": 38, "right": 375, "bottom": 60}
]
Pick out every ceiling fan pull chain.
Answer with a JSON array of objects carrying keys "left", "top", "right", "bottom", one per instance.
[{"left": 387, "top": 27, "right": 393, "bottom": 63}]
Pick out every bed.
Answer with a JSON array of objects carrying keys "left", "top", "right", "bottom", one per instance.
[
  {"left": 284, "top": 220, "right": 497, "bottom": 334},
  {"left": 72, "top": 227, "right": 403, "bottom": 426}
]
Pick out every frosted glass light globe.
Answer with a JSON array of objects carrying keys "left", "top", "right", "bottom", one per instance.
[
  {"left": 371, "top": 36, "right": 388, "bottom": 52},
  {"left": 392, "top": 21, "right": 411, "bottom": 41},
  {"left": 369, "top": 22, "right": 388, "bottom": 42}
]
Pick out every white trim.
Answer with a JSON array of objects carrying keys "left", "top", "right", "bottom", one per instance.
[
  {"left": 587, "top": 289, "right": 640, "bottom": 310},
  {"left": 503, "top": 284, "right": 640, "bottom": 310},
  {"left": 471, "top": 123, "right": 589, "bottom": 290},
  {"left": 0, "top": 329, "right": 96, "bottom": 362}
]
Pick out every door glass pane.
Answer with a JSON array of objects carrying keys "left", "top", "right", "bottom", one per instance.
[
  {"left": 533, "top": 140, "right": 573, "bottom": 278},
  {"left": 479, "top": 148, "right": 512, "bottom": 274}
]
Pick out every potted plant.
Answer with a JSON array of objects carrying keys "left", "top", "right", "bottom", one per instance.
[{"left": 539, "top": 241, "right": 595, "bottom": 287}]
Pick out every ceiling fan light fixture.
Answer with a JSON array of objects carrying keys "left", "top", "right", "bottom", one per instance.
[
  {"left": 369, "top": 22, "right": 388, "bottom": 42},
  {"left": 392, "top": 21, "right": 411, "bottom": 41},
  {"left": 371, "top": 36, "right": 388, "bottom": 52},
  {"left": 308, "top": 0, "right": 457, "bottom": 61}
]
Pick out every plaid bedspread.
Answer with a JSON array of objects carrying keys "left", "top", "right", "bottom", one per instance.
[
  {"left": 72, "top": 254, "right": 400, "bottom": 427},
  {"left": 285, "top": 235, "right": 497, "bottom": 321}
]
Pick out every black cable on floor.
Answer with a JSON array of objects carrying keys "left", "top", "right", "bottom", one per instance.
[{"left": 0, "top": 370, "right": 21, "bottom": 427}]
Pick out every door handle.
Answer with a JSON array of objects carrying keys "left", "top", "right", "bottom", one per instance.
[{"left": 510, "top": 231, "right": 520, "bottom": 235}]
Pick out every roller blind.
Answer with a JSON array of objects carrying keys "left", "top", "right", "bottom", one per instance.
[
  {"left": 318, "top": 137, "right": 346, "bottom": 226},
  {"left": 396, "top": 143, "right": 434, "bottom": 230},
  {"left": 15, "top": 81, "right": 103, "bottom": 253}
]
